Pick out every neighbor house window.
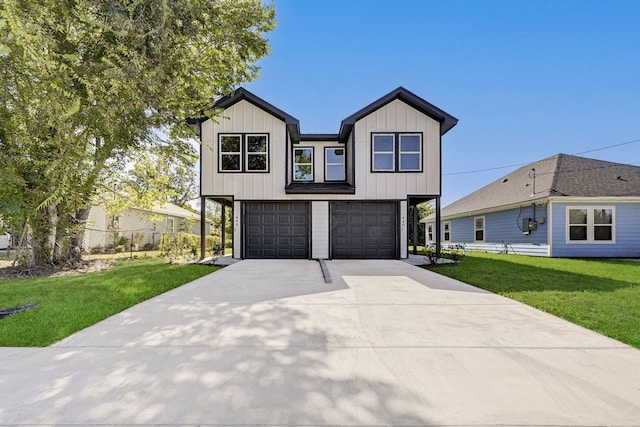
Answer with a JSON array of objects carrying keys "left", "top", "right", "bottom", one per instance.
[
  {"left": 325, "top": 147, "right": 345, "bottom": 181},
  {"left": 293, "top": 147, "right": 314, "bottom": 181},
  {"left": 443, "top": 221, "right": 451, "bottom": 242},
  {"left": 567, "top": 207, "right": 614, "bottom": 243},
  {"left": 427, "top": 224, "right": 434, "bottom": 242},
  {"left": 372, "top": 133, "right": 423, "bottom": 172},
  {"left": 219, "top": 133, "right": 269, "bottom": 172},
  {"left": 474, "top": 216, "right": 485, "bottom": 242},
  {"left": 166, "top": 217, "right": 175, "bottom": 233}
]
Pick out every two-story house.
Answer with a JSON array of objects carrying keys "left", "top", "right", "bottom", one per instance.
[{"left": 193, "top": 87, "right": 457, "bottom": 259}]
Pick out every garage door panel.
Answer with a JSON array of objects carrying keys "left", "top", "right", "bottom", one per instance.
[
  {"left": 245, "top": 202, "right": 309, "bottom": 259},
  {"left": 331, "top": 202, "right": 397, "bottom": 259}
]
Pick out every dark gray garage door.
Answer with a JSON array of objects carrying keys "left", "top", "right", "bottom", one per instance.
[
  {"left": 244, "top": 202, "right": 309, "bottom": 259},
  {"left": 331, "top": 202, "right": 397, "bottom": 259}
]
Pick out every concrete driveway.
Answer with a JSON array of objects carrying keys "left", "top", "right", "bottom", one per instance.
[{"left": 1, "top": 259, "right": 640, "bottom": 426}]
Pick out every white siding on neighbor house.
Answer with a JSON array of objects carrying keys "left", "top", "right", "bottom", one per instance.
[
  {"left": 86, "top": 205, "right": 109, "bottom": 249},
  {"left": 311, "top": 201, "right": 329, "bottom": 259},
  {"left": 201, "top": 100, "right": 288, "bottom": 200},
  {"left": 354, "top": 99, "right": 441, "bottom": 199}
]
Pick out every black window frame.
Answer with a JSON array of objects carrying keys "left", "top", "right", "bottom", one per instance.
[
  {"left": 371, "top": 132, "right": 423, "bottom": 173},
  {"left": 324, "top": 146, "right": 346, "bottom": 182},
  {"left": 218, "top": 133, "right": 270, "bottom": 173},
  {"left": 293, "top": 146, "right": 314, "bottom": 182}
]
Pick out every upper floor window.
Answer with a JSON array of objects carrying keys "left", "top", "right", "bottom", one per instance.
[
  {"left": 293, "top": 147, "right": 313, "bottom": 181},
  {"left": 325, "top": 147, "right": 345, "bottom": 181},
  {"left": 372, "top": 133, "right": 422, "bottom": 172},
  {"left": 567, "top": 207, "right": 614, "bottom": 243},
  {"left": 219, "top": 133, "right": 269, "bottom": 173},
  {"left": 474, "top": 216, "right": 485, "bottom": 242}
]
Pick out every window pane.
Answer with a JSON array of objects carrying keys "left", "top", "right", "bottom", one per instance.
[
  {"left": 246, "top": 135, "right": 267, "bottom": 153},
  {"left": 373, "top": 135, "right": 394, "bottom": 152},
  {"left": 374, "top": 153, "right": 394, "bottom": 170},
  {"left": 246, "top": 154, "right": 266, "bottom": 171},
  {"left": 221, "top": 154, "right": 240, "bottom": 171},
  {"left": 294, "top": 148, "right": 312, "bottom": 163},
  {"left": 594, "top": 226, "right": 612, "bottom": 241},
  {"left": 400, "top": 135, "right": 421, "bottom": 152},
  {"left": 326, "top": 165, "right": 345, "bottom": 181},
  {"left": 295, "top": 165, "right": 313, "bottom": 181},
  {"left": 569, "top": 209, "right": 587, "bottom": 224},
  {"left": 400, "top": 153, "right": 420, "bottom": 171},
  {"left": 444, "top": 232, "right": 450, "bottom": 241},
  {"left": 594, "top": 209, "right": 613, "bottom": 224},
  {"left": 475, "top": 230, "right": 484, "bottom": 241},
  {"left": 220, "top": 136, "right": 240, "bottom": 152},
  {"left": 326, "top": 148, "right": 344, "bottom": 163},
  {"left": 475, "top": 218, "right": 484, "bottom": 229},
  {"left": 569, "top": 225, "right": 587, "bottom": 240}
]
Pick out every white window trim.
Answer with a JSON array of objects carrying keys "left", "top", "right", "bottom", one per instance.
[
  {"left": 443, "top": 221, "right": 451, "bottom": 242},
  {"left": 166, "top": 217, "right": 175, "bottom": 234},
  {"left": 398, "top": 133, "right": 423, "bottom": 172},
  {"left": 219, "top": 134, "right": 242, "bottom": 172},
  {"left": 325, "top": 147, "right": 346, "bottom": 181},
  {"left": 245, "top": 134, "right": 269, "bottom": 172},
  {"left": 565, "top": 206, "right": 615, "bottom": 244},
  {"left": 474, "top": 216, "right": 485, "bottom": 242},
  {"left": 372, "top": 133, "right": 396, "bottom": 172},
  {"left": 293, "top": 147, "right": 314, "bottom": 182}
]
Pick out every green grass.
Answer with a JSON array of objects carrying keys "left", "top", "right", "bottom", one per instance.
[
  {"left": 0, "top": 258, "right": 217, "bottom": 347},
  {"left": 425, "top": 252, "right": 640, "bottom": 349}
]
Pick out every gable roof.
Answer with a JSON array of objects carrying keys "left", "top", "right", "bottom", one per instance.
[
  {"left": 338, "top": 86, "right": 458, "bottom": 141},
  {"left": 212, "top": 87, "right": 301, "bottom": 137},
  {"left": 432, "top": 154, "right": 640, "bottom": 220}
]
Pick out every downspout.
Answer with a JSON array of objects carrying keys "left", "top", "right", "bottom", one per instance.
[{"left": 435, "top": 197, "right": 442, "bottom": 259}]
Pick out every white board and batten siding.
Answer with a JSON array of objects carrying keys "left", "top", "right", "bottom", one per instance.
[
  {"left": 354, "top": 99, "right": 442, "bottom": 199},
  {"left": 201, "top": 100, "right": 288, "bottom": 200},
  {"left": 311, "top": 201, "right": 329, "bottom": 259}
]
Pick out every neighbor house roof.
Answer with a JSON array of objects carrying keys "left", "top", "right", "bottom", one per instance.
[
  {"left": 339, "top": 86, "right": 458, "bottom": 141},
  {"left": 133, "top": 203, "right": 206, "bottom": 222},
  {"left": 425, "top": 153, "right": 640, "bottom": 221}
]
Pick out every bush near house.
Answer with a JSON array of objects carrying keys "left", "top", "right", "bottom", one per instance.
[{"left": 425, "top": 252, "right": 640, "bottom": 349}]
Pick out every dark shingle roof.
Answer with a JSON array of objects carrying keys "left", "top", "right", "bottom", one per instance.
[{"left": 437, "top": 154, "right": 640, "bottom": 219}]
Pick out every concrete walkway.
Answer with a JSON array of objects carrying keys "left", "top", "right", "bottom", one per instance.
[{"left": 1, "top": 259, "right": 640, "bottom": 426}]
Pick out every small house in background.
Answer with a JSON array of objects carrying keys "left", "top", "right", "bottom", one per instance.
[
  {"left": 423, "top": 154, "right": 640, "bottom": 257},
  {"left": 85, "top": 202, "right": 211, "bottom": 252}
]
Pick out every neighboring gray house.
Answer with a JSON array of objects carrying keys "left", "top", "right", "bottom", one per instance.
[
  {"left": 192, "top": 87, "right": 458, "bottom": 259},
  {"left": 423, "top": 153, "right": 640, "bottom": 257}
]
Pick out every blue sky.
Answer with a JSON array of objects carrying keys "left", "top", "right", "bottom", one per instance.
[{"left": 245, "top": 0, "right": 640, "bottom": 206}]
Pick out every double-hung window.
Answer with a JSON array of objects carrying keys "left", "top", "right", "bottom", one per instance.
[
  {"left": 372, "top": 133, "right": 422, "bottom": 172},
  {"left": 443, "top": 221, "right": 451, "bottom": 242},
  {"left": 427, "top": 224, "right": 434, "bottom": 242},
  {"left": 219, "top": 133, "right": 269, "bottom": 172},
  {"left": 567, "top": 207, "right": 614, "bottom": 243},
  {"left": 325, "top": 147, "right": 345, "bottom": 181},
  {"left": 293, "top": 147, "right": 313, "bottom": 181},
  {"left": 474, "top": 216, "right": 485, "bottom": 242}
]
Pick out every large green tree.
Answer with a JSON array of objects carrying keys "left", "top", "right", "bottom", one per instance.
[{"left": 0, "top": 0, "right": 275, "bottom": 266}]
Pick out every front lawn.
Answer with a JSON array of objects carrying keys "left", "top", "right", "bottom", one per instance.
[
  {"left": 425, "top": 252, "right": 640, "bottom": 349},
  {"left": 0, "top": 258, "right": 217, "bottom": 347}
]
